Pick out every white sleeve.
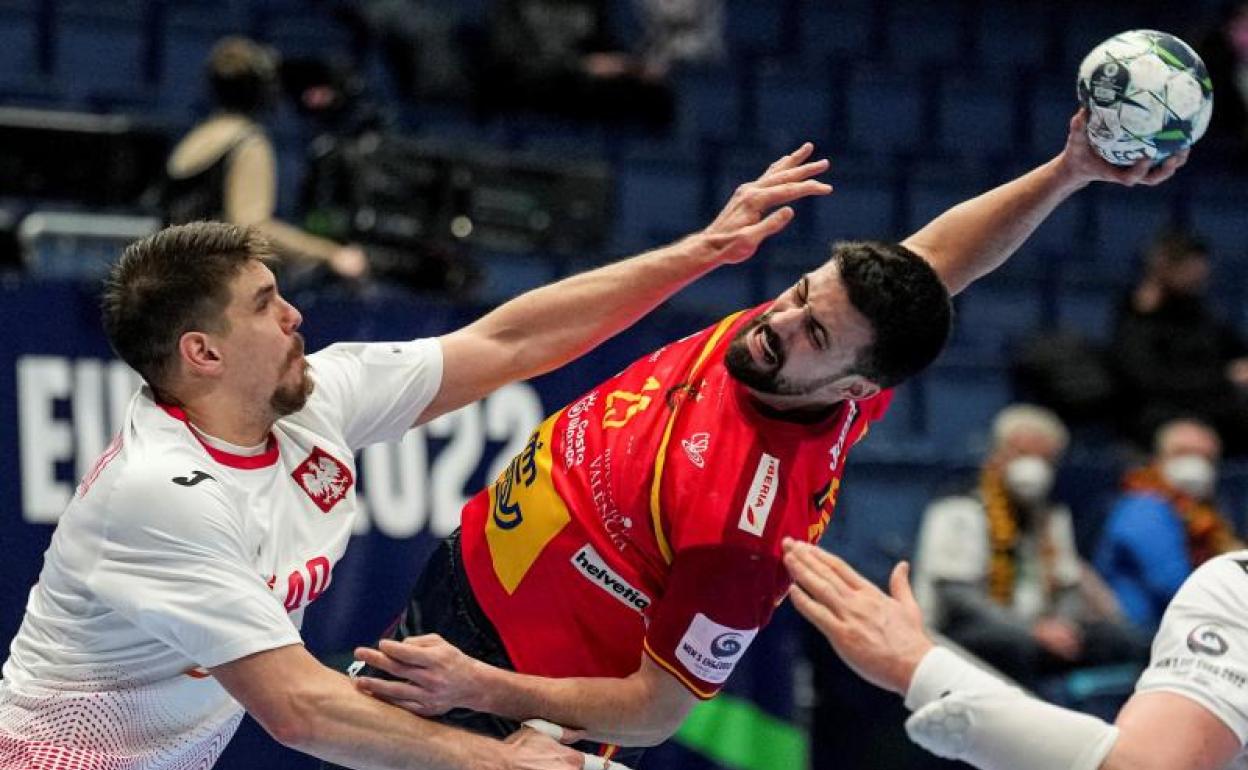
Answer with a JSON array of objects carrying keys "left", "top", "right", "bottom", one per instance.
[
  {"left": 915, "top": 497, "right": 989, "bottom": 583},
  {"left": 87, "top": 466, "right": 301, "bottom": 668},
  {"left": 1135, "top": 551, "right": 1248, "bottom": 746},
  {"left": 306, "top": 338, "right": 445, "bottom": 449}
]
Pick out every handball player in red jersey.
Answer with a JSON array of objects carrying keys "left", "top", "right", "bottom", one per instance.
[{"left": 339, "top": 111, "right": 1187, "bottom": 767}]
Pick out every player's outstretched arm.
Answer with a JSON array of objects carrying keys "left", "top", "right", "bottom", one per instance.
[
  {"left": 352, "top": 635, "right": 697, "bottom": 747},
  {"left": 211, "top": 643, "right": 581, "bottom": 770},
  {"left": 780, "top": 539, "right": 1239, "bottom": 770},
  {"left": 901, "top": 109, "right": 1187, "bottom": 296},
  {"left": 417, "top": 144, "right": 831, "bottom": 423}
]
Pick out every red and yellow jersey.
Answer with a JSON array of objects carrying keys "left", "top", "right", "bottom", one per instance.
[{"left": 460, "top": 307, "right": 892, "bottom": 698}]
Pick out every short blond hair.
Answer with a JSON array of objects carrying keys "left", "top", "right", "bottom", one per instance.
[{"left": 991, "top": 404, "right": 1069, "bottom": 453}]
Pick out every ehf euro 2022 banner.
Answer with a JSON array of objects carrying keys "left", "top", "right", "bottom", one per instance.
[{"left": 0, "top": 277, "right": 806, "bottom": 770}]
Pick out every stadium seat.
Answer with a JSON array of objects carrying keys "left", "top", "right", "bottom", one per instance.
[
  {"left": 1016, "top": 194, "right": 1086, "bottom": 273},
  {"left": 833, "top": 461, "right": 953, "bottom": 581},
  {"left": 673, "top": 67, "right": 743, "bottom": 144},
  {"left": 884, "top": 0, "right": 966, "bottom": 66},
  {"left": 921, "top": 359, "right": 1013, "bottom": 452},
  {"left": 975, "top": 0, "right": 1048, "bottom": 69},
  {"left": 797, "top": 1, "right": 876, "bottom": 63},
  {"left": 472, "top": 249, "right": 560, "bottom": 305},
  {"left": 0, "top": 3, "right": 39, "bottom": 83},
  {"left": 1054, "top": 4, "right": 1123, "bottom": 76},
  {"left": 55, "top": 5, "right": 150, "bottom": 100},
  {"left": 1025, "top": 75, "right": 1078, "bottom": 159},
  {"left": 949, "top": 280, "right": 1047, "bottom": 353},
  {"left": 1189, "top": 195, "right": 1248, "bottom": 266},
  {"left": 665, "top": 262, "right": 757, "bottom": 314},
  {"left": 613, "top": 152, "right": 704, "bottom": 249},
  {"left": 1092, "top": 188, "right": 1179, "bottom": 269},
  {"left": 253, "top": 6, "right": 352, "bottom": 59},
  {"left": 754, "top": 63, "right": 832, "bottom": 151},
  {"left": 1055, "top": 285, "right": 1118, "bottom": 342},
  {"left": 813, "top": 173, "right": 898, "bottom": 242},
  {"left": 724, "top": 0, "right": 787, "bottom": 54},
  {"left": 905, "top": 174, "right": 985, "bottom": 233},
  {"left": 936, "top": 72, "right": 1017, "bottom": 159},
  {"left": 846, "top": 66, "right": 925, "bottom": 155}
]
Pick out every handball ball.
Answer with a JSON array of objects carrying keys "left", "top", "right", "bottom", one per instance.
[{"left": 1076, "top": 30, "right": 1213, "bottom": 166}]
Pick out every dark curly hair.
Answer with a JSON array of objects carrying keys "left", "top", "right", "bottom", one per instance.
[{"left": 832, "top": 240, "right": 953, "bottom": 388}]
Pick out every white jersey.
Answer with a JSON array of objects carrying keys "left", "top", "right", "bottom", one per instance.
[
  {"left": 1136, "top": 550, "right": 1248, "bottom": 768},
  {"left": 0, "top": 339, "right": 443, "bottom": 770}
]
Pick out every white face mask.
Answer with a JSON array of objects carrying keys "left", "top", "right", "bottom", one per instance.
[
  {"left": 1004, "top": 456, "right": 1055, "bottom": 504},
  {"left": 1162, "top": 454, "right": 1217, "bottom": 499}
]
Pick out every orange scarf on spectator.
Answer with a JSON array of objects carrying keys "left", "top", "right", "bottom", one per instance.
[
  {"left": 1122, "top": 465, "right": 1241, "bottom": 566},
  {"left": 982, "top": 464, "right": 1057, "bottom": 607}
]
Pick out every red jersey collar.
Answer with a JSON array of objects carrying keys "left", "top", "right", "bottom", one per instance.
[{"left": 158, "top": 403, "right": 280, "bottom": 470}]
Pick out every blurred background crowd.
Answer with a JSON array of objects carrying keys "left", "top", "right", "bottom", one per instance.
[{"left": 2, "top": 0, "right": 1248, "bottom": 768}]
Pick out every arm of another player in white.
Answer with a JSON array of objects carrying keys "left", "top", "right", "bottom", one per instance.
[
  {"left": 782, "top": 542, "right": 1241, "bottom": 770},
  {"left": 906, "top": 552, "right": 1248, "bottom": 770}
]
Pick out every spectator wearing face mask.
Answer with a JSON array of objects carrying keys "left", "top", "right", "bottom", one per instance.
[
  {"left": 1094, "top": 419, "right": 1243, "bottom": 633},
  {"left": 912, "top": 405, "right": 1146, "bottom": 688},
  {"left": 1111, "top": 231, "right": 1248, "bottom": 455}
]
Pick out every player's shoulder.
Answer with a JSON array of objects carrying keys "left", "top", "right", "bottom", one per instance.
[
  {"left": 108, "top": 447, "right": 236, "bottom": 528},
  {"left": 1175, "top": 551, "right": 1248, "bottom": 605}
]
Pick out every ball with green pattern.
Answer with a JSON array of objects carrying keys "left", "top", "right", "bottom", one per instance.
[{"left": 1076, "top": 29, "right": 1213, "bottom": 166}]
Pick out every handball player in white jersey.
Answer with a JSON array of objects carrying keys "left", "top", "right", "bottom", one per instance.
[
  {"left": 785, "top": 541, "right": 1248, "bottom": 770},
  {"left": 0, "top": 147, "right": 828, "bottom": 770}
]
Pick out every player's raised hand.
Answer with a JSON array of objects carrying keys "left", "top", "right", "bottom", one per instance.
[
  {"left": 351, "top": 634, "right": 486, "bottom": 716},
  {"left": 782, "top": 539, "right": 933, "bottom": 695},
  {"left": 1057, "top": 108, "right": 1188, "bottom": 188},
  {"left": 700, "top": 143, "right": 832, "bottom": 265}
]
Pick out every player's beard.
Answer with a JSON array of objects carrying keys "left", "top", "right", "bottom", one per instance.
[
  {"left": 724, "top": 313, "right": 844, "bottom": 397},
  {"left": 270, "top": 333, "right": 314, "bottom": 417},
  {"left": 724, "top": 313, "right": 798, "bottom": 394}
]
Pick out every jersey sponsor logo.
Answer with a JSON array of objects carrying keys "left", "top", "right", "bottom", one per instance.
[
  {"left": 675, "top": 613, "right": 758, "bottom": 685},
  {"left": 493, "top": 427, "right": 544, "bottom": 530},
  {"left": 681, "top": 432, "right": 710, "bottom": 468},
  {"left": 485, "top": 412, "right": 572, "bottom": 594},
  {"left": 1187, "top": 624, "right": 1230, "bottom": 656},
  {"left": 828, "top": 401, "right": 859, "bottom": 471},
  {"left": 292, "top": 446, "right": 354, "bottom": 513},
  {"left": 738, "top": 453, "right": 780, "bottom": 536},
  {"left": 570, "top": 544, "right": 651, "bottom": 613},
  {"left": 172, "top": 470, "right": 215, "bottom": 487}
]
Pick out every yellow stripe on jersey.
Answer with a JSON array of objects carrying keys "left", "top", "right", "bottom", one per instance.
[
  {"left": 648, "top": 312, "right": 744, "bottom": 564},
  {"left": 485, "top": 408, "right": 571, "bottom": 594},
  {"left": 643, "top": 637, "right": 718, "bottom": 700}
]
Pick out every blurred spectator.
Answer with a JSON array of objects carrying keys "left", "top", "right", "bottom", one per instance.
[
  {"left": 160, "top": 37, "right": 367, "bottom": 280},
  {"left": 479, "top": 0, "right": 676, "bottom": 128},
  {"left": 635, "top": 0, "right": 725, "bottom": 74},
  {"left": 1197, "top": 1, "right": 1248, "bottom": 166},
  {"left": 913, "top": 405, "right": 1145, "bottom": 688},
  {"left": 334, "top": 0, "right": 473, "bottom": 103},
  {"left": 1094, "top": 418, "right": 1242, "bottom": 632},
  {"left": 1110, "top": 231, "right": 1248, "bottom": 454}
]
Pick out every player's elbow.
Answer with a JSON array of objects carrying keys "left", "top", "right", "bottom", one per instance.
[
  {"left": 250, "top": 685, "right": 335, "bottom": 751},
  {"left": 623, "top": 682, "right": 696, "bottom": 746}
]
